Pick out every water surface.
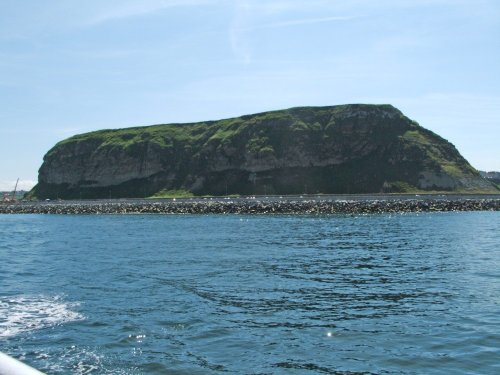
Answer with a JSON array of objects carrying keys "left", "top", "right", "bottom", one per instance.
[{"left": 1, "top": 212, "right": 499, "bottom": 374}]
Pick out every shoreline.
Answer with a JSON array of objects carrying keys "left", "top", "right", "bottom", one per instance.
[{"left": 1, "top": 195, "right": 499, "bottom": 214}]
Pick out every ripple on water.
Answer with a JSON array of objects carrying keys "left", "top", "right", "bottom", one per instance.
[
  {"left": 1, "top": 212, "right": 499, "bottom": 374},
  {"left": 20, "top": 346, "right": 140, "bottom": 375}
]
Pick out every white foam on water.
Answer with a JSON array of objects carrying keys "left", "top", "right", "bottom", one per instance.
[
  {"left": 0, "top": 294, "right": 84, "bottom": 338},
  {"left": 50, "top": 346, "right": 103, "bottom": 375},
  {"left": 33, "top": 346, "right": 138, "bottom": 375}
]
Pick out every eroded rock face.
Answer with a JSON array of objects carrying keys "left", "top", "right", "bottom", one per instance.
[
  {"left": 32, "top": 104, "right": 497, "bottom": 199},
  {"left": 40, "top": 141, "right": 163, "bottom": 187}
]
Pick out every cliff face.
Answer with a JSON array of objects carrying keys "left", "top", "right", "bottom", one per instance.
[
  {"left": 32, "top": 104, "right": 497, "bottom": 199},
  {"left": 480, "top": 171, "right": 500, "bottom": 187}
]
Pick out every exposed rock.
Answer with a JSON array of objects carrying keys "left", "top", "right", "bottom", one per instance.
[
  {"left": 31, "top": 104, "right": 498, "bottom": 199},
  {"left": 2, "top": 197, "right": 500, "bottom": 215},
  {"left": 480, "top": 171, "right": 500, "bottom": 185}
]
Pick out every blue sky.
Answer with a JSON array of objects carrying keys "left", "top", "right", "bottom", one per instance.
[{"left": 1, "top": 0, "right": 499, "bottom": 191}]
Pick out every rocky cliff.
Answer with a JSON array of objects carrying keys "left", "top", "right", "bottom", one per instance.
[
  {"left": 31, "top": 104, "right": 497, "bottom": 199},
  {"left": 480, "top": 171, "right": 500, "bottom": 187}
]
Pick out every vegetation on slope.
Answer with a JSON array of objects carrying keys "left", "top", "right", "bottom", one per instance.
[{"left": 33, "top": 104, "right": 498, "bottom": 199}]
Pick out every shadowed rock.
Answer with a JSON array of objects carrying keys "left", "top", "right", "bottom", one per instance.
[{"left": 31, "top": 104, "right": 497, "bottom": 199}]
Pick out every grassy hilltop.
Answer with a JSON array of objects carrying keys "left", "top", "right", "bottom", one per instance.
[{"left": 31, "top": 104, "right": 498, "bottom": 199}]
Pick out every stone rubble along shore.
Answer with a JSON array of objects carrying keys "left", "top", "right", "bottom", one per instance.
[{"left": 1, "top": 198, "right": 499, "bottom": 214}]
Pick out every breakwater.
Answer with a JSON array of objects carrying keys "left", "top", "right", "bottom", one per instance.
[{"left": 1, "top": 196, "right": 499, "bottom": 214}]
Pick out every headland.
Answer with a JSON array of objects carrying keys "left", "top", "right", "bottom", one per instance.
[{"left": 30, "top": 104, "right": 498, "bottom": 200}]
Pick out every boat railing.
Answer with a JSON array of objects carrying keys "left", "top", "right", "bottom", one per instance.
[{"left": 0, "top": 352, "right": 45, "bottom": 375}]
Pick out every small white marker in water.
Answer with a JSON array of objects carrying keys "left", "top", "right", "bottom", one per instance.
[{"left": 326, "top": 332, "right": 333, "bottom": 337}]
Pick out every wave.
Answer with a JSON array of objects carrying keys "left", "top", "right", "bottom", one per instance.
[{"left": 0, "top": 294, "right": 84, "bottom": 338}]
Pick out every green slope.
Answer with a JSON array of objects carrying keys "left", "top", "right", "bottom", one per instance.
[{"left": 31, "top": 104, "right": 498, "bottom": 199}]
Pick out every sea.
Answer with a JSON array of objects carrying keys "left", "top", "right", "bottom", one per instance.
[{"left": 1, "top": 212, "right": 499, "bottom": 374}]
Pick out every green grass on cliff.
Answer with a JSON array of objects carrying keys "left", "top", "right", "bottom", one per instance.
[
  {"left": 401, "top": 129, "right": 476, "bottom": 177},
  {"left": 37, "top": 103, "right": 497, "bottom": 199},
  {"left": 55, "top": 104, "right": 404, "bottom": 150},
  {"left": 149, "top": 189, "right": 195, "bottom": 198}
]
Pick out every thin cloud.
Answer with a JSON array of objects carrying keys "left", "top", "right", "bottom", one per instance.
[
  {"left": 236, "top": 0, "right": 340, "bottom": 15},
  {"left": 86, "top": 0, "right": 215, "bottom": 26},
  {"left": 229, "top": 0, "right": 252, "bottom": 63},
  {"left": 250, "top": 15, "right": 360, "bottom": 30},
  {"left": 229, "top": 7, "right": 359, "bottom": 63}
]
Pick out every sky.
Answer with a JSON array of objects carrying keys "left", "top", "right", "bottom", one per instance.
[{"left": 1, "top": 0, "right": 499, "bottom": 191}]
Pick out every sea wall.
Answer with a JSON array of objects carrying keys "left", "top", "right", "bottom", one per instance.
[{"left": 1, "top": 197, "right": 499, "bottom": 214}]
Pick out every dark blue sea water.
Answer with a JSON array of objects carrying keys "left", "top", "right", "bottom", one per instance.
[{"left": 1, "top": 212, "right": 499, "bottom": 374}]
